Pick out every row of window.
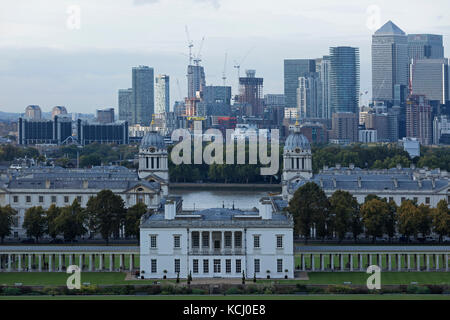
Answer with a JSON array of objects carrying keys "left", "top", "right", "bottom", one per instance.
[
  {"left": 149, "top": 258, "right": 284, "bottom": 274},
  {"left": 145, "top": 157, "right": 164, "bottom": 169},
  {"left": 13, "top": 195, "right": 83, "bottom": 204},
  {"left": 253, "top": 235, "right": 284, "bottom": 249}
]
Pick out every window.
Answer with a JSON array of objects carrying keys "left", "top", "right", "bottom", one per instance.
[
  {"left": 193, "top": 259, "right": 199, "bottom": 274},
  {"left": 235, "top": 259, "right": 241, "bottom": 273},
  {"left": 13, "top": 196, "right": 18, "bottom": 203},
  {"left": 413, "top": 197, "right": 418, "bottom": 203},
  {"left": 277, "top": 259, "right": 283, "bottom": 273},
  {"left": 192, "top": 232, "right": 200, "bottom": 248},
  {"left": 203, "top": 260, "right": 209, "bottom": 273},
  {"left": 225, "top": 259, "right": 231, "bottom": 273},
  {"left": 253, "top": 235, "right": 260, "bottom": 249},
  {"left": 174, "top": 259, "right": 180, "bottom": 274},
  {"left": 150, "top": 235, "right": 157, "bottom": 249},
  {"left": 224, "top": 232, "right": 232, "bottom": 248},
  {"left": 276, "top": 235, "right": 283, "bottom": 249},
  {"left": 151, "top": 259, "right": 157, "bottom": 273},
  {"left": 202, "top": 232, "right": 209, "bottom": 248},
  {"left": 389, "top": 197, "right": 394, "bottom": 202},
  {"left": 39, "top": 196, "right": 44, "bottom": 203},
  {"left": 51, "top": 196, "right": 57, "bottom": 203},
  {"left": 64, "top": 196, "right": 69, "bottom": 203},
  {"left": 213, "top": 259, "right": 221, "bottom": 273},
  {"left": 77, "top": 196, "right": 82, "bottom": 203},
  {"left": 254, "top": 259, "right": 260, "bottom": 273},
  {"left": 425, "top": 197, "right": 430, "bottom": 205},
  {"left": 26, "top": 196, "right": 31, "bottom": 203},
  {"left": 174, "top": 235, "right": 181, "bottom": 249},
  {"left": 234, "top": 232, "right": 242, "bottom": 248}
]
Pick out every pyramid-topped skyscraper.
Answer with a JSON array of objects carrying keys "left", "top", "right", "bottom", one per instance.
[{"left": 372, "top": 21, "right": 408, "bottom": 104}]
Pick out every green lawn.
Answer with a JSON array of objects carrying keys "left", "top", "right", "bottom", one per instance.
[{"left": 0, "top": 272, "right": 449, "bottom": 286}]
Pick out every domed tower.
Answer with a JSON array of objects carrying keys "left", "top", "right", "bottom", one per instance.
[
  {"left": 282, "top": 123, "right": 313, "bottom": 197},
  {"left": 138, "top": 128, "right": 169, "bottom": 195}
]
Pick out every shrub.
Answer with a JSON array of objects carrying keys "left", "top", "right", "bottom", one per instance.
[
  {"left": 326, "top": 285, "right": 354, "bottom": 294},
  {"left": 406, "top": 285, "right": 430, "bottom": 294},
  {"left": 191, "top": 288, "right": 207, "bottom": 295},
  {"left": 226, "top": 287, "right": 242, "bottom": 295},
  {"left": 307, "top": 286, "right": 325, "bottom": 294},
  {"left": 427, "top": 285, "right": 444, "bottom": 294},
  {"left": 1, "top": 287, "right": 21, "bottom": 296}
]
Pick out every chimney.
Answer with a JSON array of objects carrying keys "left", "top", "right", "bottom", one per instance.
[
  {"left": 83, "top": 180, "right": 89, "bottom": 189},
  {"left": 332, "top": 177, "right": 337, "bottom": 188},
  {"left": 357, "top": 176, "right": 362, "bottom": 188},
  {"left": 432, "top": 178, "right": 436, "bottom": 189},
  {"left": 349, "top": 163, "right": 355, "bottom": 170},
  {"left": 393, "top": 178, "right": 398, "bottom": 189},
  {"left": 258, "top": 199, "right": 273, "bottom": 220},
  {"left": 164, "top": 200, "right": 176, "bottom": 220},
  {"left": 336, "top": 163, "right": 341, "bottom": 170},
  {"left": 45, "top": 179, "right": 51, "bottom": 189},
  {"left": 418, "top": 179, "right": 422, "bottom": 188}
]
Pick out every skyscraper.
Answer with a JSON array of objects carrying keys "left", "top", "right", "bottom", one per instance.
[
  {"left": 411, "top": 58, "right": 449, "bottom": 104},
  {"left": 406, "top": 95, "right": 432, "bottom": 146},
  {"left": 25, "top": 105, "right": 42, "bottom": 120},
  {"left": 284, "top": 59, "right": 316, "bottom": 108},
  {"left": 239, "top": 70, "right": 264, "bottom": 117},
  {"left": 155, "top": 74, "right": 170, "bottom": 114},
  {"left": 320, "top": 56, "right": 332, "bottom": 119},
  {"left": 132, "top": 66, "right": 154, "bottom": 125},
  {"left": 187, "top": 65, "right": 205, "bottom": 99},
  {"left": 408, "top": 34, "right": 444, "bottom": 60},
  {"left": 118, "top": 88, "right": 133, "bottom": 123},
  {"left": 297, "top": 73, "right": 321, "bottom": 119},
  {"left": 329, "top": 46, "right": 360, "bottom": 115},
  {"left": 372, "top": 21, "right": 408, "bottom": 103},
  {"left": 96, "top": 108, "right": 115, "bottom": 124}
]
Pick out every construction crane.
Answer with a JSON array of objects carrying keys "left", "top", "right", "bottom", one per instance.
[
  {"left": 185, "top": 25, "right": 194, "bottom": 65},
  {"left": 193, "top": 36, "right": 205, "bottom": 66},
  {"left": 222, "top": 52, "right": 228, "bottom": 86},
  {"left": 233, "top": 46, "right": 254, "bottom": 80}
]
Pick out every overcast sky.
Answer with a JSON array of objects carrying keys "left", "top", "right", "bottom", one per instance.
[{"left": 0, "top": 0, "right": 449, "bottom": 114}]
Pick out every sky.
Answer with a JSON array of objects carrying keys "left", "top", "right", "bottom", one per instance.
[{"left": 0, "top": 0, "right": 449, "bottom": 114}]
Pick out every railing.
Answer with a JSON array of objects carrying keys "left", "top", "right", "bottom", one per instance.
[{"left": 189, "top": 248, "right": 245, "bottom": 256}]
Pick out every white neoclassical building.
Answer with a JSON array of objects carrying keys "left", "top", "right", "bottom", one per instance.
[{"left": 140, "top": 197, "right": 294, "bottom": 279}]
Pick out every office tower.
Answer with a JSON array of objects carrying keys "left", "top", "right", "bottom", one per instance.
[
  {"left": 411, "top": 58, "right": 449, "bottom": 104},
  {"left": 433, "top": 115, "right": 450, "bottom": 145},
  {"left": 331, "top": 112, "right": 358, "bottom": 143},
  {"left": 96, "top": 108, "right": 115, "bottom": 124},
  {"left": 77, "top": 119, "right": 129, "bottom": 145},
  {"left": 51, "top": 106, "right": 68, "bottom": 120},
  {"left": 132, "top": 66, "right": 154, "bottom": 125},
  {"left": 364, "top": 112, "right": 390, "bottom": 142},
  {"left": 155, "top": 75, "right": 170, "bottom": 114},
  {"left": 329, "top": 46, "right": 360, "bottom": 115},
  {"left": 118, "top": 88, "right": 133, "bottom": 122},
  {"left": 239, "top": 70, "right": 264, "bottom": 117},
  {"left": 297, "top": 73, "right": 321, "bottom": 119},
  {"left": 320, "top": 56, "right": 332, "bottom": 119},
  {"left": 187, "top": 65, "right": 206, "bottom": 99},
  {"left": 264, "top": 94, "right": 285, "bottom": 107},
  {"left": 18, "top": 116, "right": 72, "bottom": 145},
  {"left": 25, "top": 105, "right": 42, "bottom": 120},
  {"left": 372, "top": 21, "right": 408, "bottom": 103},
  {"left": 408, "top": 34, "right": 444, "bottom": 60},
  {"left": 394, "top": 84, "right": 408, "bottom": 107},
  {"left": 406, "top": 95, "right": 432, "bottom": 146},
  {"left": 284, "top": 59, "right": 316, "bottom": 108},
  {"left": 199, "top": 86, "right": 232, "bottom": 116}
]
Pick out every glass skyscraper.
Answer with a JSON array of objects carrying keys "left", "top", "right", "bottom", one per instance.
[
  {"left": 329, "top": 46, "right": 360, "bottom": 115},
  {"left": 283, "top": 59, "right": 316, "bottom": 109},
  {"left": 408, "top": 34, "right": 444, "bottom": 60},
  {"left": 155, "top": 74, "right": 170, "bottom": 114},
  {"left": 132, "top": 66, "right": 154, "bottom": 125},
  {"left": 187, "top": 65, "right": 205, "bottom": 99}
]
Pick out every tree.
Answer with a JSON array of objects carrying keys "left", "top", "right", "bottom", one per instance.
[
  {"left": 55, "top": 200, "right": 87, "bottom": 242},
  {"left": 86, "top": 190, "right": 126, "bottom": 244},
  {"left": 432, "top": 200, "right": 450, "bottom": 243},
  {"left": 361, "top": 199, "right": 389, "bottom": 243},
  {"left": 397, "top": 200, "right": 420, "bottom": 242},
  {"left": 416, "top": 204, "right": 433, "bottom": 239},
  {"left": 287, "top": 182, "right": 329, "bottom": 243},
  {"left": 23, "top": 206, "right": 46, "bottom": 242},
  {"left": 125, "top": 203, "right": 148, "bottom": 240},
  {"left": 46, "top": 204, "right": 61, "bottom": 240},
  {"left": 350, "top": 204, "right": 363, "bottom": 243},
  {"left": 329, "top": 190, "right": 359, "bottom": 242},
  {"left": 385, "top": 200, "right": 397, "bottom": 243},
  {"left": 0, "top": 205, "right": 17, "bottom": 243}
]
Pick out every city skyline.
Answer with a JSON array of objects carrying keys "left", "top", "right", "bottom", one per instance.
[{"left": 1, "top": 0, "right": 450, "bottom": 113}]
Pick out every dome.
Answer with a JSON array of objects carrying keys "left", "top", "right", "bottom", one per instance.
[
  {"left": 285, "top": 132, "right": 311, "bottom": 152},
  {"left": 140, "top": 131, "right": 166, "bottom": 149}
]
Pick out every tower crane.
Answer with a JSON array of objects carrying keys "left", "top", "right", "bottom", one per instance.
[
  {"left": 193, "top": 36, "right": 205, "bottom": 66},
  {"left": 185, "top": 25, "right": 194, "bottom": 65},
  {"left": 233, "top": 46, "right": 254, "bottom": 80},
  {"left": 222, "top": 52, "right": 228, "bottom": 86}
]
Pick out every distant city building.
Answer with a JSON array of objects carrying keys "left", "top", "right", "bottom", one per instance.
[
  {"left": 76, "top": 119, "right": 129, "bottom": 145},
  {"left": 284, "top": 59, "right": 316, "bottom": 108},
  {"left": 51, "top": 106, "right": 68, "bottom": 120},
  {"left": 411, "top": 58, "right": 449, "bottom": 104},
  {"left": 18, "top": 116, "right": 72, "bottom": 145},
  {"left": 406, "top": 95, "right": 432, "bottom": 146},
  {"left": 329, "top": 46, "right": 360, "bottom": 115},
  {"left": 129, "top": 124, "right": 152, "bottom": 138},
  {"left": 264, "top": 94, "right": 285, "bottom": 107},
  {"left": 155, "top": 74, "right": 170, "bottom": 114},
  {"left": 408, "top": 34, "right": 444, "bottom": 60},
  {"left": 132, "top": 66, "right": 154, "bottom": 125},
  {"left": 284, "top": 108, "right": 298, "bottom": 119},
  {"left": 239, "top": 70, "right": 264, "bottom": 117},
  {"left": 187, "top": 65, "right": 206, "bottom": 99},
  {"left": 331, "top": 112, "right": 358, "bottom": 144},
  {"left": 398, "top": 137, "right": 421, "bottom": 158},
  {"left": 118, "top": 88, "right": 133, "bottom": 123},
  {"left": 433, "top": 115, "right": 450, "bottom": 145},
  {"left": 25, "top": 105, "right": 42, "bottom": 120},
  {"left": 96, "top": 108, "right": 115, "bottom": 124},
  {"left": 199, "top": 86, "right": 232, "bottom": 116},
  {"left": 372, "top": 21, "right": 408, "bottom": 104},
  {"left": 297, "top": 74, "right": 321, "bottom": 119},
  {"left": 359, "top": 129, "right": 378, "bottom": 143},
  {"left": 320, "top": 56, "right": 332, "bottom": 119},
  {"left": 299, "top": 122, "right": 328, "bottom": 144}
]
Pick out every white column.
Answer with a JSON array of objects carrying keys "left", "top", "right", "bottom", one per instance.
[
  {"left": 79, "top": 255, "right": 83, "bottom": 270},
  {"left": 231, "top": 232, "right": 235, "bottom": 252},
  {"left": 7, "top": 254, "right": 12, "bottom": 272},
  {"left": 119, "top": 254, "right": 124, "bottom": 270},
  {"left": 359, "top": 254, "right": 363, "bottom": 271},
  {"left": 350, "top": 255, "right": 353, "bottom": 272},
  {"left": 48, "top": 255, "right": 53, "bottom": 272},
  {"left": 59, "top": 255, "right": 63, "bottom": 272},
  {"left": 397, "top": 254, "right": 401, "bottom": 271},
  {"left": 301, "top": 255, "right": 305, "bottom": 271},
  {"left": 89, "top": 254, "right": 94, "bottom": 272},
  {"left": 426, "top": 254, "right": 430, "bottom": 271},
  {"left": 321, "top": 254, "right": 325, "bottom": 271},
  {"left": 369, "top": 254, "right": 373, "bottom": 266},
  {"left": 416, "top": 254, "right": 420, "bottom": 271},
  {"left": 99, "top": 254, "right": 104, "bottom": 271},
  {"left": 209, "top": 232, "right": 212, "bottom": 253},
  {"left": 340, "top": 254, "right": 344, "bottom": 271},
  {"left": 311, "top": 254, "right": 315, "bottom": 271},
  {"left": 28, "top": 254, "right": 32, "bottom": 271},
  {"left": 407, "top": 254, "right": 411, "bottom": 270},
  {"left": 221, "top": 232, "right": 224, "bottom": 253},
  {"left": 436, "top": 255, "right": 440, "bottom": 271},
  {"left": 388, "top": 254, "right": 392, "bottom": 271},
  {"left": 18, "top": 254, "right": 22, "bottom": 272},
  {"left": 38, "top": 255, "right": 42, "bottom": 272},
  {"left": 330, "top": 254, "right": 334, "bottom": 271},
  {"left": 446, "top": 254, "right": 449, "bottom": 272}
]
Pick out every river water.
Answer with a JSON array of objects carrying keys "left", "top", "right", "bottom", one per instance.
[{"left": 170, "top": 187, "right": 281, "bottom": 211}]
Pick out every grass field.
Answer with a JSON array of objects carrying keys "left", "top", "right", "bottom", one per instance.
[
  {"left": 0, "top": 294, "right": 449, "bottom": 300},
  {"left": 0, "top": 272, "right": 449, "bottom": 286}
]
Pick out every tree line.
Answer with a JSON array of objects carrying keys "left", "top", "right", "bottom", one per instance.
[
  {"left": 0, "top": 190, "right": 148, "bottom": 244},
  {"left": 287, "top": 182, "right": 450, "bottom": 243}
]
